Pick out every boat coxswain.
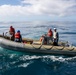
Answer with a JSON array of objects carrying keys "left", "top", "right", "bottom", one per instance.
[
  {"left": 9, "top": 26, "right": 15, "bottom": 41},
  {"left": 47, "top": 28, "right": 53, "bottom": 44},
  {"left": 53, "top": 28, "right": 59, "bottom": 46}
]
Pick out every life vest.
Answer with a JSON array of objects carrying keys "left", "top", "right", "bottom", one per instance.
[
  {"left": 39, "top": 35, "right": 44, "bottom": 42},
  {"left": 15, "top": 32, "right": 20, "bottom": 39},
  {"left": 9, "top": 27, "right": 15, "bottom": 35},
  {"left": 10, "top": 27, "right": 15, "bottom": 33},
  {"left": 53, "top": 32, "right": 58, "bottom": 39},
  {"left": 47, "top": 30, "right": 53, "bottom": 37},
  {"left": 40, "top": 37, "right": 43, "bottom": 42}
]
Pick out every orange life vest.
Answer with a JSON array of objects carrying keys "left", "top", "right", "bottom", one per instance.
[
  {"left": 15, "top": 32, "right": 20, "bottom": 39},
  {"left": 10, "top": 28, "right": 15, "bottom": 33},
  {"left": 9, "top": 27, "right": 15, "bottom": 35},
  {"left": 40, "top": 37, "right": 43, "bottom": 42},
  {"left": 40, "top": 36, "right": 44, "bottom": 42},
  {"left": 47, "top": 30, "right": 53, "bottom": 37}
]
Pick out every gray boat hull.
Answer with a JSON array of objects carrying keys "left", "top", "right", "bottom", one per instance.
[{"left": 0, "top": 37, "right": 76, "bottom": 56}]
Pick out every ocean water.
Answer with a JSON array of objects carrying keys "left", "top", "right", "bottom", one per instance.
[{"left": 0, "top": 21, "right": 76, "bottom": 75}]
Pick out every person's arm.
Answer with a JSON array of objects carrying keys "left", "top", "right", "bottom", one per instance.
[
  {"left": 14, "top": 28, "right": 15, "bottom": 34},
  {"left": 57, "top": 32, "right": 59, "bottom": 40}
]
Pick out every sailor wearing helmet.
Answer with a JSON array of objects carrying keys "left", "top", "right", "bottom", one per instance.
[{"left": 53, "top": 28, "right": 59, "bottom": 46}]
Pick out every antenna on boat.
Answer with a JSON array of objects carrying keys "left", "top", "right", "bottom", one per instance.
[{"left": 3, "top": 32, "right": 4, "bottom": 37}]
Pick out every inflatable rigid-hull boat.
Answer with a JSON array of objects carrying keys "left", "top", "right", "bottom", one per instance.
[{"left": 0, "top": 36, "right": 76, "bottom": 56}]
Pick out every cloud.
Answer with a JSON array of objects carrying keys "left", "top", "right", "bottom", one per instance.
[
  {"left": 0, "top": 0, "right": 76, "bottom": 19},
  {"left": 0, "top": 5, "right": 28, "bottom": 17},
  {"left": 21, "top": 0, "right": 76, "bottom": 16}
]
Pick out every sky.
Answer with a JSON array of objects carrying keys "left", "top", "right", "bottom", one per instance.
[{"left": 0, "top": 0, "right": 76, "bottom": 22}]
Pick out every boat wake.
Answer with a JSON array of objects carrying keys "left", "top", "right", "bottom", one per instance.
[
  {"left": 19, "top": 55, "right": 76, "bottom": 63},
  {"left": 0, "top": 48, "right": 76, "bottom": 70}
]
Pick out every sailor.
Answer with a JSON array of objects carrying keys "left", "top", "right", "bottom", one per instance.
[
  {"left": 15, "top": 30, "right": 22, "bottom": 42},
  {"left": 9, "top": 26, "right": 15, "bottom": 41},
  {"left": 40, "top": 29, "right": 53, "bottom": 45},
  {"left": 40, "top": 35, "right": 44, "bottom": 42},
  {"left": 47, "top": 28, "right": 53, "bottom": 44},
  {"left": 53, "top": 28, "right": 59, "bottom": 46},
  {"left": 47, "top": 29, "right": 53, "bottom": 37},
  {"left": 40, "top": 35, "right": 47, "bottom": 45}
]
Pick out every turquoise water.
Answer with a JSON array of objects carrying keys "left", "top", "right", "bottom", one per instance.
[{"left": 0, "top": 21, "right": 76, "bottom": 75}]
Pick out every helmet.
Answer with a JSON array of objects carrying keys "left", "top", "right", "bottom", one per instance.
[
  {"left": 17, "top": 30, "right": 20, "bottom": 33},
  {"left": 54, "top": 28, "right": 56, "bottom": 30}
]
